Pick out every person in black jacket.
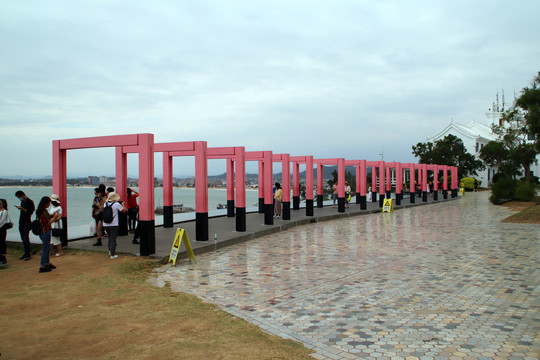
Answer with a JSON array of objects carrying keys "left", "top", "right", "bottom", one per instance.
[{"left": 15, "top": 190, "right": 35, "bottom": 261}]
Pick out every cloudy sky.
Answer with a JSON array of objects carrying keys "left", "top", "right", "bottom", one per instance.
[{"left": 1, "top": 0, "right": 539, "bottom": 178}]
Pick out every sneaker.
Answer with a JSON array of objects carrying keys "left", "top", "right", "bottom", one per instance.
[
  {"left": 110, "top": 255, "right": 119, "bottom": 260},
  {"left": 39, "top": 267, "right": 52, "bottom": 273},
  {"left": 46, "top": 263, "right": 56, "bottom": 269},
  {"left": 19, "top": 254, "right": 30, "bottom": 260}
]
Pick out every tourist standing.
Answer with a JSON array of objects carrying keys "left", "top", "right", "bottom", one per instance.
[
  {"left": 36, "top": 196, "right": 55, "bottom": 273},
  {"left": 49, "top": 194, "right": 64, "bottom": 257},
  {"left": 273, "top": 183, "right": 282, "bottom": 218},
  {"left": 126, "top": 188, "right": 139, "bottom": 233},
  {"left": 332, "top": 183, "right": 338, "bottom": 207},
  {"left": 91, "top": 187, "right": 105, "bottom": 246},
  {"left": 345, "top": 181, "right": 351, "bottom": 208},
  {"left": 474, "top": 179, "right": 478, "bottom": 192},
  {"left": 14, "top": 190, "right": 34, "bottom": 261},
  {"left": 102, "top": 192, "right": 126, "bottom": 260},
  {"left": 0, "top": 199, "right": 13, "bottom": 264}
]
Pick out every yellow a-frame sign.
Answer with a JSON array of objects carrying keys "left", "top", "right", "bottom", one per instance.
[
  {"left": 168, "top": 228, "right": 197, "bottom": 266},
  {"left": 382, "top": 198, "right": 394, "bottom": 213}
]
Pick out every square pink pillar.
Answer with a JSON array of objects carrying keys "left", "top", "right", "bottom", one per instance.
[
  {"left": 281, "top": 154, "right": 291, "bottom": 219},
  {"left": 194, "top": 141, "right": 209, "bottom": 240},
  {"left": 235, "top": 147, "right": 246, "bottom": 231},
  {"left": 162, "top": 152, "right": 174, "bottom": 228},
  {"left": 52, "top": 140, "right": 68, "bottom": 247},
  {"left": 138, "top": 133, "right": 155, "bottom": 256}
]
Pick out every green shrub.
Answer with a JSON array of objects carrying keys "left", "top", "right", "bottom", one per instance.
[
  {"left": 519, "top": 175, "right": 540, "bottom": 185},
  {"left": 492, "top": 172, "right": 506, "bottom": 184},
  {"left": 460, "top": 177, "right": 481, "bottom": 191},
  {"left": 514, "top": 181, "right": 537, "bottom": 201},
  {"left": 489, "top": 177, "right": 515, "bottom": 204}
]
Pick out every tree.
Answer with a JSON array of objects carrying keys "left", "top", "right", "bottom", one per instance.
[
  {"left": 412, "top": 134, "right": 484, "bottom": 178},
  {"left": 480, "top": 83, "right": 539, "bottom": 183},
  {"left": 516, "top": 72, "right": 540, "bottom": 152}
]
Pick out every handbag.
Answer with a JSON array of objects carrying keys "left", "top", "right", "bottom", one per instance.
[
  {"left": 52, "top": 228, "right": 62, "bottom": 237},
  {"left": 2, "top": 222, "right": 13, "bottom": 230},
  {"left": 1, "top": 211, "right": 13, "bottom": 229}
]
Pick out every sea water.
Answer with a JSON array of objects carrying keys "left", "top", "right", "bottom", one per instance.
[{"left": 0, "top": 186, "right": 262, "bottom": 242}]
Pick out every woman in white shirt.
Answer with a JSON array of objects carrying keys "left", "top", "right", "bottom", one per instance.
[
  {"left": 48, "top": 194, "right": 64, "bottom": 257},
  {"left": 0, "top": 198, "right": 13, "bottom": 264}
]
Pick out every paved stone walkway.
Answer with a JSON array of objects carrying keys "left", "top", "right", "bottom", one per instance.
[{"left": 149, "top": 192, "right": 540, "bottom": 360}]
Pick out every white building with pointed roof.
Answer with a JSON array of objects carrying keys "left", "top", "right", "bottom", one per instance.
[
  {"left": 426, "top": 120, "right": 498, "bottom": 186},
  {"left": 428, "top": 100, "right": 540, "bottom": 186}
]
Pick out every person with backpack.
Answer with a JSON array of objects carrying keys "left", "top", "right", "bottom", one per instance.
[{"left": 102, "top": 192, "right": 126, "bottom": 260}]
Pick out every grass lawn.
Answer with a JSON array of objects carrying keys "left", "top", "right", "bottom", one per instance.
[{"left": 0, "top": 244, "right": 313, "bottom": 360}]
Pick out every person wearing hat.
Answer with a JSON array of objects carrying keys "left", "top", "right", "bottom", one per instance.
[
  {"left": 102, "top": 192, "right": 127, "bottom": 260},
  {"left": 48, "top": 194, "right": 64, "bottom": 257}
]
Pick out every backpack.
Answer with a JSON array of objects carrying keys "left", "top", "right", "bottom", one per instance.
[
  {"left": 102, "top": 202, "right": 114, "bottom": 223},
  {"left": 31, "top": 218, "right": 42, "bottom": 236}
]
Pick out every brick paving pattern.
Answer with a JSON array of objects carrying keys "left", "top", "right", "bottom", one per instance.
[{"left": 149, "top": 192, "right": 540, "bottom": 359}]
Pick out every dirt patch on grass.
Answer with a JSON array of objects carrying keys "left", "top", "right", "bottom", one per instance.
[
  {"left": 501, "top": 201, "right": 540, "bottom": 224},
  {"left": 501, "top": 200, "right": 537, "bottom": 212},
  {"left": 0, "top": 245, "right": 313, "bottom": 360}
]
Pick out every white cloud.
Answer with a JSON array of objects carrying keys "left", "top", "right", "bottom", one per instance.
[{"left": 1, "top": 0, "right": 539, "bottom": 177}]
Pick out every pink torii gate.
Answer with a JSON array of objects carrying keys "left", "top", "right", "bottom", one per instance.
[
  {"left": 246, "top": 151, "right": 274, "bottom": 225},
  {"left": 366, "top": 161, "right": 385, "bottom": 206},
  {"left": 427, "top": 164, "right": 440, "bottom": 201},
  {"left": 315, "top": 158, "right": 346, "bottom": 212},
  {"left": 53, "top": 134, "right": 156, "bottom": 255},
  {"left": 152, "top": 141, "right": 209, "bottom": 241},
  {"left": 290, "top": 156, "right": 314, "bottom": 216},
  {"left": 384, "top": 162, "right": 404, "bottom": 205},
  {"left": 206, "top": 146, "right": 247, "bottom": 231},
  {"left": 344, "top": 159, "right": 368, "bottom": 209},
  {"left": 401, "top": 163, "right": 416, "bottom": 203}
]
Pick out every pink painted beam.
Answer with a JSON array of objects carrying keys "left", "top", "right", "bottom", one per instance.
[
  {"left": 154, "top": 142, "right": 195, "bottom": 153},
  {"left": 59, "top": 134, "right": 139, "bottom": 150}
]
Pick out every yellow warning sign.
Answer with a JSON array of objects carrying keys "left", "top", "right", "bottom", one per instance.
[
  {"left": 382, "top": 198, "right": 394, "bottom": 213},
  {"left": 168, "top": 228, "right": 197, "bottom": 266},
  {"left": 458, "top": 188, "right": 465, "bottom": 197}
]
